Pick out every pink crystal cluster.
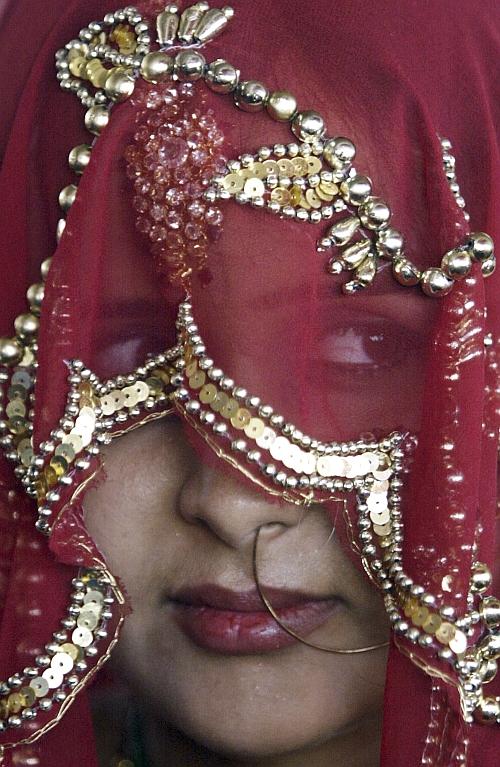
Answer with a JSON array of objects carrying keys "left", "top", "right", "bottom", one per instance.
[{"left": 125, "top": 81, "right": 226, "bottom": 288}]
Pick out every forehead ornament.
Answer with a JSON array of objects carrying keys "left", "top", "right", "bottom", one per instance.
[{"left": 0, "top": 3, "right": 498, "bottom": 759}]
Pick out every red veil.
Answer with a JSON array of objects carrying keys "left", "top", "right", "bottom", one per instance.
[{"left": 0, "top": 1, "right": 499, "bottom": 765}]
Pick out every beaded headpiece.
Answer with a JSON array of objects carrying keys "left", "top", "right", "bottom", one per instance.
[{"left": 0, "top": 3, "right": 499, "bottom": 760}]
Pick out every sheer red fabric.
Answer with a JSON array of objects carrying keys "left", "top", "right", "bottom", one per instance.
[{"left": 0, "top": 1, "right": 499, "bottom": 765}]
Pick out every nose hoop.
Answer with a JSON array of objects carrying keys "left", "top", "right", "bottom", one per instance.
[{"left": 178, "top": 464, "right": 303, "bottom": 548}]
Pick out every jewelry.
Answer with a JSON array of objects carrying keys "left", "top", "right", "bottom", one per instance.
[
  {"left": 0, "top": 4, "right": 499, "bottom": 759},
  {"left": 252, "top": 527, "right": 390, "bottom": 655}
]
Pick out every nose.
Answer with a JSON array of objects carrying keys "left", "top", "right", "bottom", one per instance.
[{"left": 178, "top": 461, "right": 303, "bottom": 549}]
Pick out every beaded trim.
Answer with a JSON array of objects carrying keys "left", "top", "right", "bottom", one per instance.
[{"left": 0, "top": 3, "right": 499, "bottom": 758}]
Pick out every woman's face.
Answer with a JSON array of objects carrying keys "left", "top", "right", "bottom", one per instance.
[{"left": 84, "top": 414, "right": 390, "bottom": 761}]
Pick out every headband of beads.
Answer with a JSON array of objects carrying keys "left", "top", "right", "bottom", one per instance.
[
  {"left": 49, "top": 1, "right": 495, "bottom": 300},
  {"left": 0, "top": 5, "right": 499, "bottom": 758}
]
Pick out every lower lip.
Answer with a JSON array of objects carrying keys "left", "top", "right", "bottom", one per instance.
[{"left": 171, "top": 599, "right": 341, "bottom": 654}]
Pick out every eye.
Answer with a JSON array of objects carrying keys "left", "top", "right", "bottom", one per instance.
[{"left": 319, "top": 319, "right": 418, "bottom": 380}]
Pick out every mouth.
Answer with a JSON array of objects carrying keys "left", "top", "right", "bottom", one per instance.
[{"left": 168, "top": 584, "right": 342, "bottom": 655}]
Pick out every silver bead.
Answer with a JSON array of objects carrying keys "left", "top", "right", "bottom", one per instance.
[
  {"left": 341, "top": 238, "right": 372, "bottom": 268},
  {"left": 340, "top": 174, "right": 372, "bottom": 206},
  {"left": 104, "top": 69, "right": 135, "bottom": 102},
  {"left": 194, "top": 7, "right": 234, "bottom": 43},
  {"left": 56, "top": 218, "right": 66, "bottom": 243},
  {"left": 376, "top": 227, "right": 404, "bottom": 259},
  {"left": 441, "top": 248, "right": 472, "bottom": 280},
  {"left": 473, "top": 696, "right": 500, "bottom": 725},
  {"left": 156, "top": 6, "right": 180, "bottom": 45},
  {"left": 234, "top": 80, "right": 269, "bottom": 112},
  {"left": 14, "top": 313, "right": 39, "bottom": 341},
  {"left": 178, "top": 3, "right": 209, "bottom": 43},
  {"left": 471, "top": 562, "right": 492, "bottom": 593},
  {"left": 481, "top": 256, "right": 496, "bottom": 277},
  {"left": 323, "top": 137, "right": 356, "bottom": 169},
  {"left": 420, "top": 268, "right": 454, "bottom": 297},
  {"left": 0, "top": 337, "right": 23, "bottom": 366},
  {"left": 140, "top": 52, "right": 173, "bottom": 83},
  {"left": 41, "top": 257, "right": 52, "bottom": 281},
  {"left": 266, "top": 90, "right": 297, "bottom": 122},
  {"left": 468, "top": 232, "right": 494, "bottom": 262},
  {"left": 205, "top": 59, "right": 239, "bottom": 93},
  {"left": 59, "top": 184, "right": 78, "bottom": 213},
  {"left": 175, "top": 50, "right": 206, "bottom": 81},
  {"left": 358, "top": 197, "right": 391, "bottom": 230},
  {"left": 480, "top": 596, "right": 500, "bottom": 628},
  {"left": 291, "top": 110, "right": 325, "bottom": 143},
  {"left": 393, "top": 259, "right": 421, "bottom": 287},
  {"left": 68, "top": 144, "right": 92, "bottom": 175}
]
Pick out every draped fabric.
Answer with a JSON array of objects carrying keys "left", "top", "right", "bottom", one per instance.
[{"left": 0, "top": 1, "right": 499, "bottom": 765}]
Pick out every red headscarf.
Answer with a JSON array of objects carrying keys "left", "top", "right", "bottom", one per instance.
[{"left": 0, "top": 1, "right": 499, "bottom": 765}]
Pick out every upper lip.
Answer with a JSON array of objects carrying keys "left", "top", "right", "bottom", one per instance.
[{"left": 169, "top": 584, "right": 338, "bottom": 612}]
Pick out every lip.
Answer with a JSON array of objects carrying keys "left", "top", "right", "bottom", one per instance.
[{"left": 169, "top": 585, "right": 341, "bottom": 655}]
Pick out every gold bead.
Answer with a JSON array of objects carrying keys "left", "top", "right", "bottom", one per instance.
[
  {"left": 14, "top": 313, "right": 39, "bottom": 341},
  {"left": 26, "top": 283, "right": 45, "bottom": 314},
  {"left": 0, "top": 337, "right": 23, "bottom": 366},
  {"left": 266, "top": 90, "right": 297, "bottom": 122},
  {"left": 104, "top": 68, "right": 135, "bottom": 102},
  {"left": 471, "top": 562, "right": 492, "bottom": 594},
  {"left": 68, "top": 144, "right": 92, "bottom": 175},
  {"left": 68, "top": 56, "right": 88, "bottom": 78},
  {"left": 85, "top": 61, "right": 109, "bottom": 89},
  {"left": 84, "top": 105, "right": 110, "bottom": 136},
  {"left": 59, "top": 184, "right": 78, "bottom": 213},
  {"left": 140, "top": 52, "right": 174, "bottom": 83}
]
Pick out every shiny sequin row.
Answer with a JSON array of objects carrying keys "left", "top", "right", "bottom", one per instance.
[{"left": 0, "top": 571, "right": 112, "bottom": 732}]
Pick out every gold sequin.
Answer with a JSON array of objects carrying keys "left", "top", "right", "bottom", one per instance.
[
  {"left": 185, "top": 360, "right": 198, "bottom": 377},
  {"left": 55, "top": 443, "right": 76, "bottom": 463},
  {"left": 319, "top": 180, "right": 339, "bottom": 197},
  {"left": 60, "top": 642, "right": 83, "bottom": 662},
  {"left": 199, "top": 384, "right": 218, "bottom": 404},
  {"left": 50, "top": 456, "right": 69, "bottom": 478},
  {"left": 7, "top": 693, "right": 24, "bottom": 715},
  {"left": 422, "top": 613, "right": 442, "bottom": 635},
  {"left": 6, "top": 400, "right": 26, "bottom": 418},
  {"left": 44, "top": 465, "right": 59, "bottom": 488},
  {"left": 251, "top": 162, "right": 267, "bottom": 179},
  {"left": 289, "top": 185, "right": 302, "bottom": 205},
  {"left": 369, "top": 508, "right": 390, "bottom": 525},
  {"left": 62, "top": 433, "right": 83, "bottom": 454},
  {"left": 263, "top": 159, "right": 279, "bottom": 175},
  {"left": 8, "top": 384, "right": 27, "bottom": 400},
  {"left": 244, "top": 417, "right": 265, "bottom": 439},
  {"left": 316, "top": 184, "right": 337, "bottom": 201},
  {"left": 77, "top": 610, "right": 99, "bottom": 631},
  {"left": 69, "top": 56, "right": 88, "bottom": 78},
  {"left": 231, "top": 408, "right": 251, "bottom": 429},
  {"left": 0, "top": 700, "right": 9, "bottom": 721},
  {"left": 298, "top": 195, "right": 311, "bottom": 210},
  {"left": 412, "top": 606, "right": 430, "bottom": 627},
  {"left": 189, "top": 370, "right": 206, "bottom": 390},
  {"left": 436, "top": 621, "right": 456, "bottom": 645},
  {"left": 271, "top": 187, "right": 291, "bottom": 205},
  {"left": 291, "top": 157, "right": 308, "bottom": 176},
  {"left": 306, "top": 156, "right": 322, "bottom": 175},
  {"left": 305, "top": 189, "right": 322, "bottom": 208},
  {"left": 244, "top": 178, "right": 265, "bottom": 198},
  {"left": 223, "top": 173, "right": 244, "bottom": 194},
  {"left": 20, "top": 686, "right": 36, "bottom": 707},
  {"left": 277, "top": 158, "right": 295, "bottom": 177},
  {"left": 8, "top": 417, "right": 27, "bottom": 435},
  {"left": 146, "top": 377, "right": 163, "bottom": 396},
  {"left": 211, "top": 391, "right": 229, "bottom": 413},
  {"left": 221, "top": 397, "right": 239, "bottom": 419},
  {"left": 122, "top": 386, "right": 139, "bottom": 408},
  {"left": 373, "top": 522, "right": 392, "bottom": 536}
]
